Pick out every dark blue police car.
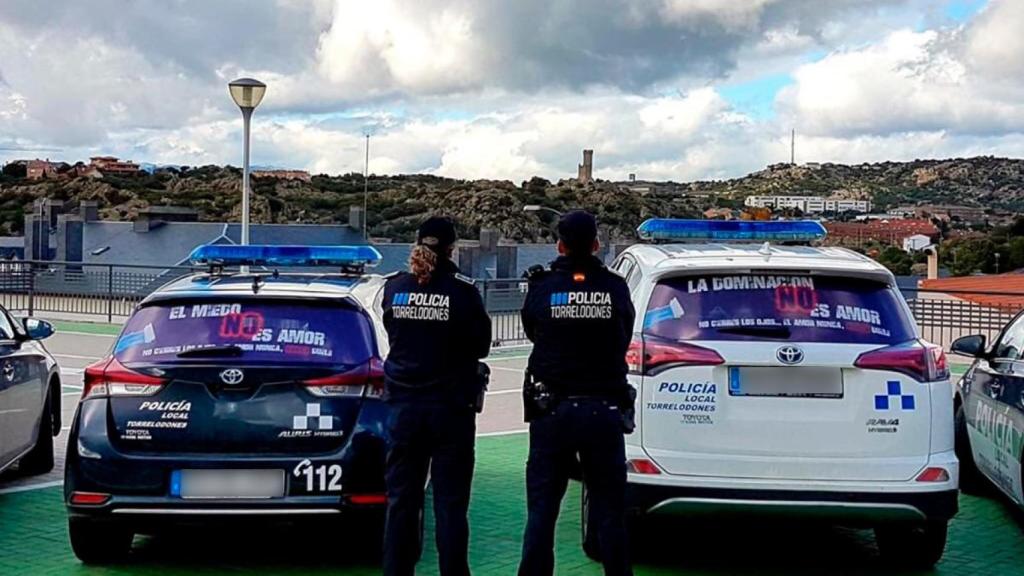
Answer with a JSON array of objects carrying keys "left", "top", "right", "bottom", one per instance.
[{"left": 65, "top": 245, "right": 394, "bottom": 563}]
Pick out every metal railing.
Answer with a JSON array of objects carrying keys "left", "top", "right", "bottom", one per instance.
[
  {"left": 479, "top": 279, "right": 529, "bottom": 346},
  {"left": 2, "top": 260, "right": 1023, "bottom": 349},
  {"left": 0, "top": 260, "right": 199, "bottom": 322},
  {"left": 903, "top": 289, "right": 1022, "bottom": 349}
]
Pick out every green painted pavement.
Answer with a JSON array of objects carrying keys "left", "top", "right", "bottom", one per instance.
[
  {"left": 2, "top": 434, "right": 1024, "bottom": 575},
  {"left": 49, "top": 320, "right": 122, "bottom": 336}
]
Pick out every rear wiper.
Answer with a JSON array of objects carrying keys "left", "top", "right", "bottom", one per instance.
[
  {"left": 716, "top": 326, "right": 792, "bottom": 339},
  {"left": 176, "top": 345, "right": 244, "bottom": 358}
]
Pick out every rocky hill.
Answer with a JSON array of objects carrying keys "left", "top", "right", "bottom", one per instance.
[
  {"left": 2, "top": 156, "right": 1023, "bottom": 241},
  {"left": 690, "top": 156, "right": 1024, "bottom": 211}
]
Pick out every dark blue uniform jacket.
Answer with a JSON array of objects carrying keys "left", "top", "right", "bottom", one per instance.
[
  {"left": 522, "top": 255, "right": 635, "bottom": 399},
  {"left": 381, "top": 259, "right": 491, "bottom": 404}
]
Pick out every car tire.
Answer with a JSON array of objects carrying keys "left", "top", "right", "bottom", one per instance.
[
  {"left": 875, "top": 521, "right": 948, "bottom": 569},
  {"left": 582, "top": 484, "right": 645, "bottom": 562},
  {"left": 18, "top": 392, "right": 54, "bottom": 475},
  {"left": 68, "top": 518, "right": 133, "bottom": 564},
  {"left": 955, "top": 401, "right": 985, "bottom": 494},
  {"left": 581, "top": 484, "right": 601, "bottom": 561}
]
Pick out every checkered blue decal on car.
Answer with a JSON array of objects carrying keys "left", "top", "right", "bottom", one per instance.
[{"left": 874, "top": 381, "right": 915, "bottom": 411}]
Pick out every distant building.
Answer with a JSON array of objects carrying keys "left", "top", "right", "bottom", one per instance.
[
  {"left": 919, "top": 274, "right": 1024, "bottom": 311},
  {"left": 26, "top": 159, "right": 58, "bottom": 180},
  {"left": 89, "top": 156, "right": 139, "bottom": 175},
  {"left": 902, "top": 234, "right": 932, "bottom": 252},
  {"left": 889, "top": 204, "right": 986, "bottom": 223},
  {"left": 744, "top": 195, "right": 871, "bottom": 214},
  {"left": 577, "top": 149, "right": 593, "bottom": 184},
  {"left": 0, "top": 236, "right": 24, "bottom": 259},
  {"left": 253, "top": 169, "right": 312, "bottom": 182},
  {"left": 826, "top": 219, "right": 938, "bottom": 247}
]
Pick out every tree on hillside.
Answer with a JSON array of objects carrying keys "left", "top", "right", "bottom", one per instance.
[{"left": 876, "top": 246, "right": 914, "bottom": 276}]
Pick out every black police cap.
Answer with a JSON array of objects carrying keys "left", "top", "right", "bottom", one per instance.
[
  {"left": 417, "top": 216, "right": 457, "bottom": 249},
  {"left": 557, "top": 210, "right": 598, "bottom": 251}
]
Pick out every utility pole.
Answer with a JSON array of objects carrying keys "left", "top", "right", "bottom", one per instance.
[
  {"left": 363, "top": 133, "right": 370, "bottom": 240},
  {"left": 790, "top": 129, "right": 795, "bottom": 165}
]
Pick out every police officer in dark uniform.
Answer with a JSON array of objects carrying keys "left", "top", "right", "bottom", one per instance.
[
  {"left": 518, "top": 210, "right": 636, "bottom": 576},
  {"left": 381, "top": 216, "right": 492, "bottom": 576}
]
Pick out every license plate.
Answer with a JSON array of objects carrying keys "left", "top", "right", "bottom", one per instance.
[
  {"left": 729, "top": 367, "right": 843, "bottom": 398},
  {"left": 171, "top": 469, "right": 286, "bottom": 499}
]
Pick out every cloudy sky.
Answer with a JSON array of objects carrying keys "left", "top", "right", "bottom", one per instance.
[{"left": 1, "top": 0, "right": 1022, "bottom": 182}]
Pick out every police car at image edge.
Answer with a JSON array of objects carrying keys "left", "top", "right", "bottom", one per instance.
[
  {"left": 951, "top": 316, "right": 1024, "bottom": 508},
  {"left": 64, "top": 244, "right": 399, "bottom": 564},
  {"left": 600, "top": 219, "right": 958, "bottom": 569},
  {"left": 0, "top": 311, "right": 61, "bottom": 478}
]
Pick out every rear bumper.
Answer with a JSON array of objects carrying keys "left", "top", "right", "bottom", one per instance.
[
  {"left": 626, "top": 483, "right": 958, "bottom": 524},
  {"left": 65, "top": 400, "right": 388, "bottom": 526},
  {"left": 66, "top": 498, "right": 385, "bottom": 534}
]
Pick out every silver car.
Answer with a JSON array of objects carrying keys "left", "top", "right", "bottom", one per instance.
[{"left": 0, "top": 309, "right": 61, "bottom": 477}]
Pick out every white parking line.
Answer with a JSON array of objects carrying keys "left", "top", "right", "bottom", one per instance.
[
  {"left": 489, "top": 365, "right": 524, "bottom": 373},
  {"left": 61, "top": 368, "right": 84, "bottom": 375},
  {"left": 486, "top": 388, "right": 521, "bottom": 396},
  {"left": 62, "top": 391, "right": 82, "bottom": 397},
  {"left": 62, "top": 384, "right": 83, "bottom": 390},
  {"left": 0, "top": 480, "right": 63, "bottom": 495},
  {"left": 53, "top": 353, "right": 102, "bottom": 361},
  {"left": 478, "top": 429, "right": 527, "bottom": 437}
]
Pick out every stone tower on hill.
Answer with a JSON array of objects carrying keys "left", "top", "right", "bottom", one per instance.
[{"left": 577, "top": 149, "right": 593, "bottom": 184}]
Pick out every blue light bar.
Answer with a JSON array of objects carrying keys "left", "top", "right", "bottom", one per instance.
[
  {"left": 188, "top": 244, "right": 382, "bottom": 267},
  {"left": 637, "top": 219, "right": 827, "bottom": 243}
]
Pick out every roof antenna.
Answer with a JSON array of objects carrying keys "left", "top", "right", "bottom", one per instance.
[
  {"left": 251, "top": 275, "right": 263, "bottom": 294},
  {"left": 759, "top": 241, "right": 772, "bottom": 259}
]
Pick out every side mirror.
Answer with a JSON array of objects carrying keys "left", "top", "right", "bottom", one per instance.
[
  {"left": 951, "top": 334, "right": 986, "bottom": 358},
  {"left": 22, "top": 318, "right": 55, "bottom": 340}
]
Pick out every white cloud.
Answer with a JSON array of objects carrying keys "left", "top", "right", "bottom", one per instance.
[
  {"left": 777, "top": 21, "right": 1024, "bottom": 138},
  {"left": 964, "top": 0, "right": 1024, "bottom": 79},
  {"left": 2, "top": 0, "right": 1024, "bottom": 186}
]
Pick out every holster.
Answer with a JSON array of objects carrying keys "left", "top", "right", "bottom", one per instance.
[
  {"left": 522, "top": 369, "right": 554, "bottom": 423},
  {"left": 473, "top": 362, "right": 490, "bottom": 414},
  {"left": 619, "top": 386, "right": 637, "bottom": 434}
]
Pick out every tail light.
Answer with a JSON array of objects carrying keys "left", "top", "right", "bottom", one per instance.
[
  {"left": 854, "top": 341, "right": 949, "bottom": 383},
  {"left": 915, "top": 467, "right": 951, "bottom": 483},
  {"left": 626, "top": 336, "right": 724, "bottom": 375},
  {"left": 304, "top": 357, "right": 385, "bottom": 398},
  {"left": 69, "top": 491, "right": 111, "bottom": 506},
  {"left": 82, "top": 357, "right": 165, "bottom": 399},
  {"left": 627, "top": 459, "right": 662, "bottom": 475},
  {"left": 346, "top": 493, "right": 387, "bottom": 506}
]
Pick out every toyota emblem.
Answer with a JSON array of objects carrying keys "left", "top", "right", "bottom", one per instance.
[
  {"left": 219, "top": 368, "right": 245, "bottom": 385},
  {"left": 776, "top": 346, "right": 804, "bottom": 365}
]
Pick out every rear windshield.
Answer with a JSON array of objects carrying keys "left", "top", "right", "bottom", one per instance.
[
  {"left": 115, "top": 300, "right": 375, "bottom": 365},
  {"left": 644, "top": 274, "right": 914, "bottom": 344}
]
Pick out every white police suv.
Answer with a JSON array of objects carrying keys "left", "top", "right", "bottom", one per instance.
[{"left": 603, "top": 220, "right": 957, "bottom": 568}]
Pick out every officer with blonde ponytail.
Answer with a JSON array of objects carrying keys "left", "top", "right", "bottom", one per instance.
[{"left": 381, "top": 216, "right": 491, "bottom": 576}]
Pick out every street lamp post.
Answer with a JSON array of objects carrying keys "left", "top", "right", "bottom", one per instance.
[
  {"left": 522, "top": 205, "right": 563, "bottom": 217},
  {"left": 228, "top": 78, "right": 267, "bottom": 251},
  {"left": 523, "top": 205, "right": 563, "bottom": 243}
]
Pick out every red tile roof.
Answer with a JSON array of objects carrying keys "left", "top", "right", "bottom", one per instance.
[{"left": 920, "top": 274, "right": 1024, "bottom": 310}]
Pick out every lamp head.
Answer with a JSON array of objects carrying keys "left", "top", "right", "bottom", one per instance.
[{"left": 228, "top": 78, "right": 266, "bottom": 110}]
